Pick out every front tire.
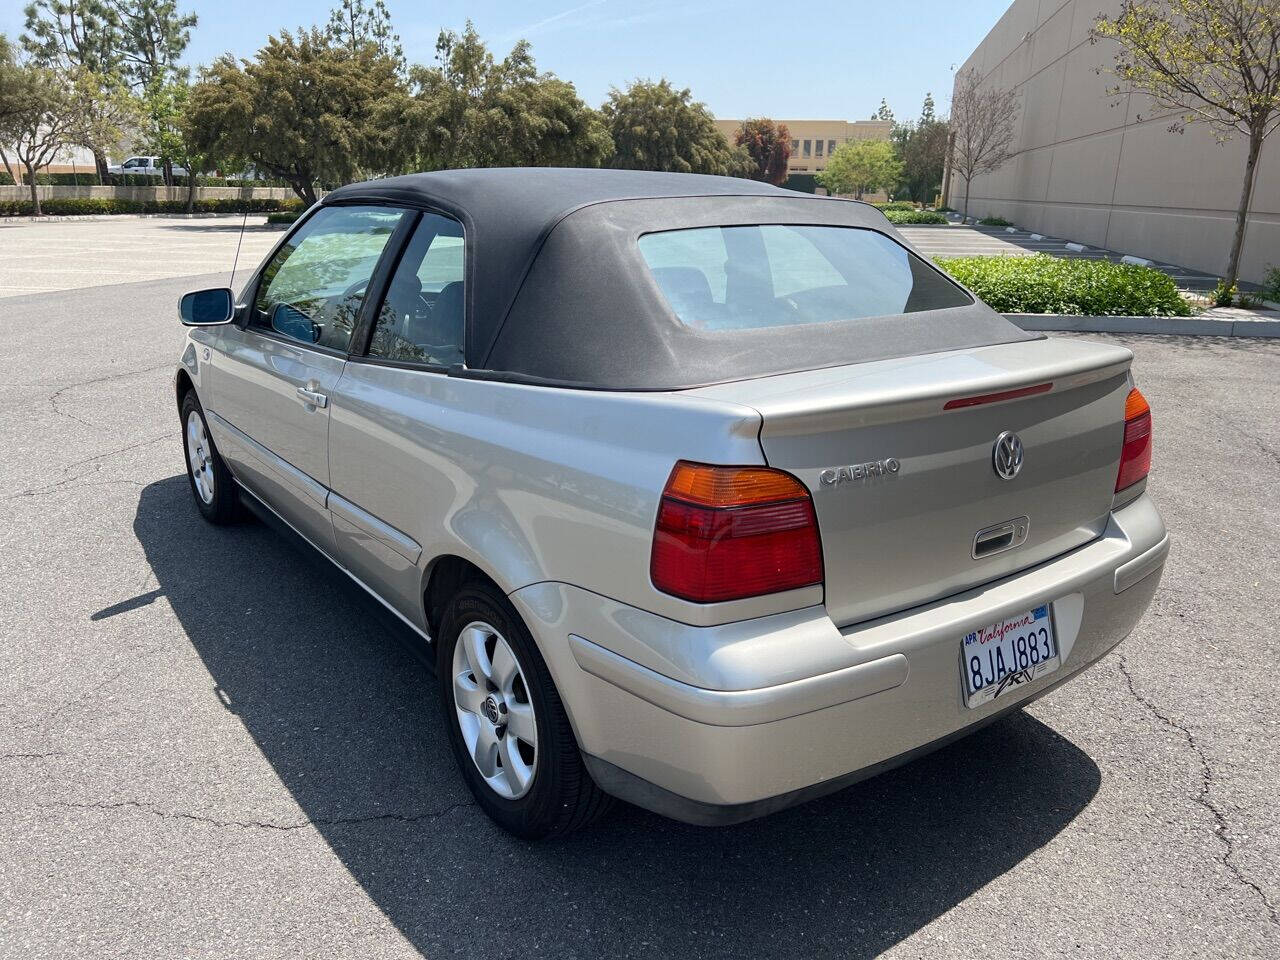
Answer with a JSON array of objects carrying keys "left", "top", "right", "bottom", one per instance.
[
  {"left": 437, "top": 580, "right": 612, "bottom": 839},
  {"left": 180, "top": 392, "right": 238, "bottom": 524}
]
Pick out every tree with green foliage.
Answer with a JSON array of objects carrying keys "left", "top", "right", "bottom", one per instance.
[
  {"left": 1092, "top": 0, "right": 1280, "bottom": 293},
  {"left": 113, "top": 0, "right": 196, "bottom": 89},
  {"left": 920, "top": 91, "right": 936, "bottom": 123},
  {"left": 0, "top": 36, "right": 29, "bottom": 185},
  {"left": 146, "top": 79, "right": 208, "bottom": 209},
  {"left": 901, "top": 93, "right": 949, "bottom": 202},
  {"left": 732, "top": 117, "right": 791, "bottom": 184},
  {"left": 873, "top": 98, "right": 895, "bottom": 123},
  {"left": 604, "top": 79, "right": 744, "bottom": 175},
  {"left": 21, "top": 0, "right": 125, "bottom": 180},
  {"left": 185, "top": 30, "right": 409, "bottom": 204},
  {"left": 20, "top": 0, "right": 120, "bottom": 73},
  {"left": 818, "top": 139, "right": 902, "bottom": 199},
  {"left": 326, "top": 0, "right": 402, "bottom": 66},
  {"left": 408, "top": 22, "right": 612, "bottom": 170}
]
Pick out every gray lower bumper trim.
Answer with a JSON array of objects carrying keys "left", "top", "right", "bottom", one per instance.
[
  {"left": 583, "top": 650, "right": 1108, "bottom": 826},
  {"left": 1114, "top": 533, "right": 1170, "bottom": 594}
]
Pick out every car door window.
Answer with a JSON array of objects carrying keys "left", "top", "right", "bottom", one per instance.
[
  {"left": 253, "top": 205, "right": 405, "bottom": 352},
  {"left": 367, "top": 213, "right": 465, "bottom": 366}
]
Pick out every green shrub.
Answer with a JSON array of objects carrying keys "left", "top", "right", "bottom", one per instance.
[
  {"left": 979, "top": 216, "right": 1014, "bottom": 227},
  {"left": 1211, "top": 279, "right": 1237, "bottom": 307},
  {"left": 1262, "top": 266, "right": 1280, "bottom": 302},
  {"left": 874, "top": 201, "right": 917, "bottom": 212},
  {"left": 882, "top": 209, "right": 948, "bottom": 225},
  {"left": 266, "top": 210, "right": 301, "bottom": 224},
  {"left": 936, "top": 254, "right": 1191, "bottom": 316},
  {"left": 0, "top": 196, "right": 303, "bottom": 217},
  {"left": 937, "top": 205, "right": 955, "bottom": 213}
]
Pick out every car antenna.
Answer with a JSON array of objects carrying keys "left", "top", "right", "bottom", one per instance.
[{"left": 229, "top": 207, "right": 249, "bottom": 293}]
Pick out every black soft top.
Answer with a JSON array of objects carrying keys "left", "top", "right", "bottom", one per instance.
[{"left": 323, "top": 168, "right": 1035, "bottom": 390}]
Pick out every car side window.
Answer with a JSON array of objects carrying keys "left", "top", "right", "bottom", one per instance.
[
  {"left": 367, "top": 213, "right": 465, "bottom": 366},
  {"left": 252, "top": 205, "right": 405, "bottom": 352}
]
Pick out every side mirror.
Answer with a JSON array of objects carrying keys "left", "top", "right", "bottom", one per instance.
[
  {"left": 179, "top": 287, "right": 235, "bottom": 326},
  {"left": 270, "top": 302, "right": 320, "bottom": 343}
]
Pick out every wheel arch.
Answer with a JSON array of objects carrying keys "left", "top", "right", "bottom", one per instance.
[
  {"left": 175, "top": 367, "right": 195, "bottom": 412},
  {"left": 422, "top": 554, "right": 507, "bottom": 641}
]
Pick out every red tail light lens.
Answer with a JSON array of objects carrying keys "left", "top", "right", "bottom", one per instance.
[
  {"left": 651, "top": 461, "right": 823, "bottom": 603},
  {"left": 1115, "top": 387, "right": 1152, "bottom": 492}
]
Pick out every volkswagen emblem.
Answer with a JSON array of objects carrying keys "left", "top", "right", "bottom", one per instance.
[
  {"left": 482, "top": 695, "right": 502, "bottom": 724},
  {"left": 992, "top": 431, "right": 1024, "bottom": 480}
]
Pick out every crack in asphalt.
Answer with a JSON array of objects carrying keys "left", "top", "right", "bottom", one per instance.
[
  {"left": 44, "top": 797, "right": 476, "bottom": 832},
  {"left": 3, "top": 476, "right": 147, "bottom": 502},
  {"left": 1116, "top": 654, "right": 1279, "bottom": 925},
  {"left": 44, "top": 363, "right": 172, "bottom": 431}
]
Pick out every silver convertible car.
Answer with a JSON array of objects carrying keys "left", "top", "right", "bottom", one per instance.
[{"left": 175, "top": 169, "right": 1168, "bottom": 838}]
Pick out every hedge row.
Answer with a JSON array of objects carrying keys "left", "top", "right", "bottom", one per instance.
[
  {"left": 0, "top": 196, "right": 304, "bottom": 217},
  {"left": 0, "top": 171, "right": 285, "bottom": 187},
  {"left": 937, "top": 254, "right": 1191, "bottom": 316},
  {"left": 882, "top": 209, "right": 948, "bottom": 225},
  {"left": 874, "top": 201, "right": 917, "bottom": 212}
]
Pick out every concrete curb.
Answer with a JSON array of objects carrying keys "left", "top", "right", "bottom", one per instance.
[{"left": 1006, "top": 313, "right": 1280, "bottom": 338}]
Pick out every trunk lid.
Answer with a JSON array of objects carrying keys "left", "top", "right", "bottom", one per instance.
[{"left": 688, "top": 338, "right": 1133, "bottom": 626}]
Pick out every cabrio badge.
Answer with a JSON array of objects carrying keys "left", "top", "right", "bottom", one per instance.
[{"left": 819, "top": 458, "right": 901, "bottom": 486}]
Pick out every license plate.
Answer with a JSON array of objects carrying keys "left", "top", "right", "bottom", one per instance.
[{"left": 961, "top": 604, "right": 1060, "bottom": 708}]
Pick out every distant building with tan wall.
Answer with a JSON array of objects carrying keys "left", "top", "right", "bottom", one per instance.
[
  {"left": 949, "top": 0, "right": 1277, "bottom": 284},
  {"left": 715, "top": 117, "right": 894, "bottom": 185}
]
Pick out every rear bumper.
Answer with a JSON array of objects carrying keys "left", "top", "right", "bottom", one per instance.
[{"left": 510, "top": 495, "right": 1168, "bottom": 824}]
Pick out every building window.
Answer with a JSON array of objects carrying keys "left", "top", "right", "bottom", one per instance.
[
  {"left": 815, "top": 140, "right": 824, "bottom": 157},
  {"left": 828, "top": 139, "right": 837, "bottom": 155},
  {"left": 803, "top": 140, "right": 811, "bottom": 157},
  {"left": 791, "top": 139, "right": 799, "bottom": 154}
]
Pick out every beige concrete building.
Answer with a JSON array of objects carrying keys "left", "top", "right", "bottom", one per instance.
[
  {"left": 949, "top": 0, "right": 1278, "bottom": 284},
  {"left": 715, "top": 118, "right": 894, "bottom": 177}
]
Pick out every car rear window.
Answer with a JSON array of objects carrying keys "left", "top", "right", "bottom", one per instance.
[{"left": 637, "top": 224, "right": 970, "bottom": 331}]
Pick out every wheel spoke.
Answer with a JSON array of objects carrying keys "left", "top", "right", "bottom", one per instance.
[
  {"left": 471, "top": 721, "right": 499, "bottom": 778},
  {"left": 505, "top": 700, "right": 536, "bottom": 744},
  {"left": 461, "top": 625, "right": 493, "bottom": 684},
  {"left": 489, "top": 637, "right": 519, "bottom": 690},
  {"left": 453, "top": 671, "right": 486, "bottom": 716},
  {"left": 498, "top": 733, "right": 532, "bottom": 796}
]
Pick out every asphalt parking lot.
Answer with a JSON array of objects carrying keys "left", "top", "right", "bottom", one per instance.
[
  {"left": 1, "top": 219, "right": 1277, "bottom": 958},
  {"left": 0, "top": 215, "right": 281, "bottom": 297}
]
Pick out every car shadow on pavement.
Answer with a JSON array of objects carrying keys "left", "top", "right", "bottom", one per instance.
[{"left": 132, "top": 475, "right": 1102, "bottom": 959}]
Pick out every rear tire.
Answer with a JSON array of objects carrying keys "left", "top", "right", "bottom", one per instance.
[
  {"left": 180, "top": 392, "right": 239, "bottom": 525},
  {"left": 437, "top": 580, "right": 612, "bottom": 839}
]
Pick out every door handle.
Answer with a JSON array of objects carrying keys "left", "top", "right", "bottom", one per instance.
[{"left": 296, "top": 386, "right": 328, "bottom": 409}]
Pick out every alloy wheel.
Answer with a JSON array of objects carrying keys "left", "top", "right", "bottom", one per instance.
[
  {"left": 186, "top": 410, "right": 215, "bottom": 504},
  {"left": 451, "top": 620, "right": 539, "bottom": 799}
]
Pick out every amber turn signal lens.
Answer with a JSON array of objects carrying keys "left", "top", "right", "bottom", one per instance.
[
  {"left": 1124, "top": 387, "right": 1150, "bottom": 421},
  {"left": 662, "top": 461, "right": 810, "bottom": 508}
]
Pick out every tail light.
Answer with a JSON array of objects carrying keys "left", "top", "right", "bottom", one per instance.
[
  {"left": 650, "top": 461, "right": 823, "bottom": 603},
  {"left": 1115, "top": 387, "right": 1152, "bottom": 492}
]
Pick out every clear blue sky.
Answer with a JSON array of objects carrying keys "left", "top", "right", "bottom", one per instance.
[{"left": 1, "top": 0, "right": 1012, "bottom": 120}]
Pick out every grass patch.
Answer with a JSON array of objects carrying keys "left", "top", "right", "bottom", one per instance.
[{"left": 936, "top": 254, "right": 1191, "bottom": 316}]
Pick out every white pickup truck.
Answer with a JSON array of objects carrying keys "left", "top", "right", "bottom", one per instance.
[{"left": 107, "top": 156, "right": 189, "bottom": 177}]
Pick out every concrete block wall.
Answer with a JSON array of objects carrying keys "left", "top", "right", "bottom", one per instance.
[{"left": 950, "top": 0, "right": 1278, "bottom": 284}]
